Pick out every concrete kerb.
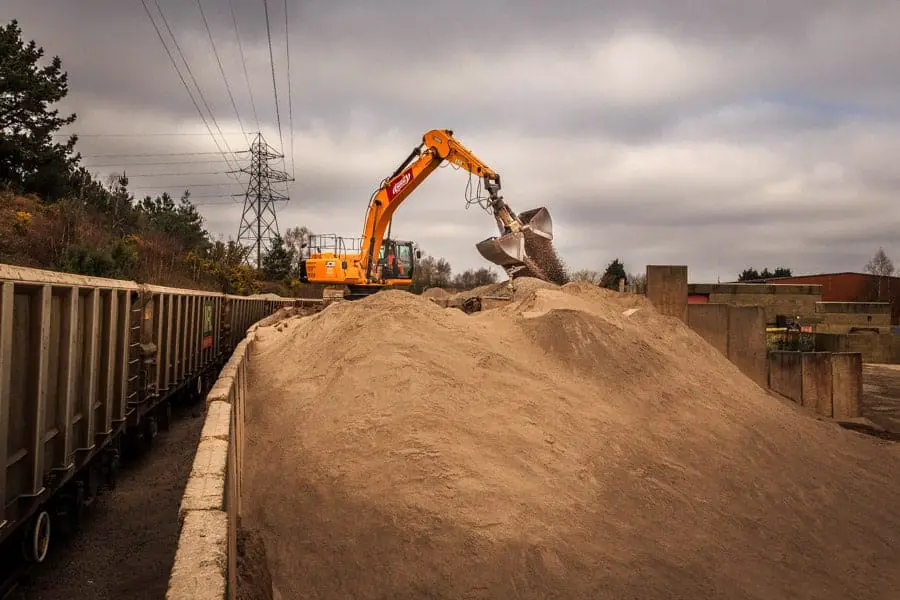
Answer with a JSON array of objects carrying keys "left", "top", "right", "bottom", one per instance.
[{"left": 166, "top": 309, "right": 290, "bottom": 600}]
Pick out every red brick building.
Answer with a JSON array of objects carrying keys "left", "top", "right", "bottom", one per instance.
[{"left": 759, "top": 272, "right": 900, "bottom": 325}]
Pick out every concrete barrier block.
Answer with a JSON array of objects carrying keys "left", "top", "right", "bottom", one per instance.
[
  {"left": 687, "top": 303, "right": 729, "bottom": 356},
  {"left": 206, "top": 379, "right": 234, "bottom": 407},
  {"left": 727, "top": 306, "right": 767, "bottom": 387},
  {"left": 768, "top": 352, "right": 802, "bottom": 402},
  {"left": 201, "top": 400, "right": 232, "bottom": 442},
  {"left": 801, "top": 352, "right": 833, "bottom": 416},
  {"left": 181, "top": 438, "right": 229, "bottom": 514},
  {"left": 831, "top": 352, "right": 863, "bottom": 419},
  {"left": 646, "top": 265, "right": 688, "bottom": 322},
  {"left": 166, "top": 510, "right": 228, "bottom": 600}
]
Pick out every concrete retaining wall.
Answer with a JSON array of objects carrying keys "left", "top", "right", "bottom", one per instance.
[
  {"left": 686, "top": 303, "right": 729, "bottom": 355},
  {"left": 768, "top": 351, "right": 803, "bottom": 401},
  {"left": 727, "top": 306, "right": 768, "bottom": 387},
  {"left": 815, "top": 332, "right": 900, "bottom": 364},
  {"left": 767, "top": 351, "right": 862, "bottom": 419},
  {"left": 166, "top": 323, "right": 263, "bottom": 600},
  {"left": 688, "top": 283, "right": 822, "bottom": 324},
  {"left": 686, "top": 303, "right": 767, "bottom": 388},
  {"left": 646, "top": 265, "right": 688, "bottom": 322},
  {"left": 802, "top": 353, "right": 833, "bottom": 416}
]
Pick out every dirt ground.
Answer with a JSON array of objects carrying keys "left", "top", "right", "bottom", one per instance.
[
  {"left": 9, "top": 399, "right": 206, "bottom": 600},
  {"left": 862, "top": 364, "right": 900, "bottom": 433},
  {"left": 242, "top": 283, "right": 900, "bottom": 600}
]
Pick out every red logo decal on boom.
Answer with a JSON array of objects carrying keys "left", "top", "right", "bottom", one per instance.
[{"left": 387, "top": 168, "right": 413, "bottom": 200}]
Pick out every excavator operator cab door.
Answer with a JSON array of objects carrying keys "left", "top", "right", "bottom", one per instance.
[
  {"left": 379, "top": 239, "right": 399, "bottom": 280},
  {"left": 396, "top": 242, "right": 413, "bottom": 279},
  {"left": 379, "top": 239, "right": 414, "bottom": 281}
]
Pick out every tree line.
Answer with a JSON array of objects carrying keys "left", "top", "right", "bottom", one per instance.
[
  {"left": 0, "top": 20, "right": 275, "bottom": 293},
  {"left": 258, "top": 228, "right": 500, "bottom": 293}
]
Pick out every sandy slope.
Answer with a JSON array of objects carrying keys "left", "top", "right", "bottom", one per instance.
[{"left": 242, "top": 284, "right": 900, "bottom": 600}]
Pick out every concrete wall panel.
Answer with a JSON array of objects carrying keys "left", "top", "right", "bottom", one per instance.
[
  {"left": 727, "top": 306, "right": 767, "bottom": 387},
  {"left": 815, "top": 333, "right": 900, "bottom": 364},
  {"left": 646, "top": 265, "right": 688, "bottom": 322},
  {"left": 768, "top": 352, "right": 803, "bottom": 402},
  {"left": 801, "top": 353, "right": 833, "bottom": 415},
  {"left": 831, "top": 353, "right": 863, "bottom": 419},
  {"left": 686, "top": 303, "right": 729, "bottom": 356}
]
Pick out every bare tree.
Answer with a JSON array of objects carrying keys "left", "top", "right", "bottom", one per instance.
[
  {"left": 864, "top": 246, "right": 895, "bottom": 300},
  {"left": 284, "top": 225, "right": 313, "bottom": 276},
  {"left": 570, "top": 269, "right": 603, "bottom": 285},
  {"left": 864, "top": 247, "right": 895, "bottom": 276},
  {"left": 627, "top": 272, "right": 647, "bottom": 294}
]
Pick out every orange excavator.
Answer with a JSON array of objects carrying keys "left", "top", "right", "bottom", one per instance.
[{"left": 298, "top": 129, "right": 554, "bottom": 299}]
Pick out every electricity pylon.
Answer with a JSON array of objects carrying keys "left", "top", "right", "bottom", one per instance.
[{"left": 235, "top": 132, "right": 292, "bottom": 268}]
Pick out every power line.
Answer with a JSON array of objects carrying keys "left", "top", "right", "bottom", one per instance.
[
  {"left": 130, "top": 182, "right": 245, "bottom": 188},
  {"left": 196, "top": 0, "right": 249, "bottom": 146},
  {"left": 194, "top": 199, "right": 245, "bottom": 205},
  {"left": 284, "top": 0, "right": 294, "bottom": 178},
  {"left": 106, "top": 171, "right": 231, "bottom": 177},
  {"left": 129, "top": 192, "right": 242, "bottom": 199},
  {"left": 80, "top": 151, "right": 247, "bottom": 157},
  {"left": 229, "top": 0, "right": 260, "bottom": 132},
  {"left": 138, "top": 0, "right": 239, "bottom": 173},
  {"left": 83, "top": 159, "right": 238, "bottom": 167},
  {"left": 150, "top": 0, "right": 241, "bottom": 169},
  {"left": 53, "top": 132, "right": 247, "bottom": 137},
  {"left": 263, "top": 0, "right": 284, "bottom": 154}
]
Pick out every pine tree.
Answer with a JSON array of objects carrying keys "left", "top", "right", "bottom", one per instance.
[
  {"left": 261, "top": 234, "right": 293, "bottom": 281},
  {"left": 600, "top": 258, "right": 627, "bottom": 289},
  {"left": 0, "top": 20, "right": 79, "bottom": 200}
]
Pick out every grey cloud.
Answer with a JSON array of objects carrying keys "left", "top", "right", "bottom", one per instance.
[{"left": 4, "top": 0, "right": 900, "bottom": 281}]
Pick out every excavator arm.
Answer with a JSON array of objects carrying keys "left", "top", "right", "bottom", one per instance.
[{"left": 359, "top": 129, "right": 553, "bottom": 282}]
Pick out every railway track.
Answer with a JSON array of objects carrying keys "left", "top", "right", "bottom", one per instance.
[
  {"left": 0, "top": 391, "right": 206, "bottom": 600},
  {"left": 0, "top": 264, "right": 296, "bottom": 599}
]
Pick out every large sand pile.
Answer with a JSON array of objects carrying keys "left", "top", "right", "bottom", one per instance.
[
  {"left": 242, "top": 285, "right": 900, "bottom": 600},
  {"left": 448, "top": 275, "right": 558, "bottom": 304},
  {"left": 420, "top": 287, "right": 451, "bottom": 299}
]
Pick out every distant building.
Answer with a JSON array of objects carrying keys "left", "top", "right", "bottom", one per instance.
[{"left": 753, "top": 272, "right": 900, "bottom": 326}]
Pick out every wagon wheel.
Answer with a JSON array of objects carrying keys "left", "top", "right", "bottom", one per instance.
[{"left": 22, "top": 511, "right": 51, "bottom": 563}]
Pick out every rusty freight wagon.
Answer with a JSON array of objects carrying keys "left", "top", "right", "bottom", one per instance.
[{"left": 0, "top": 264, "right": 294, "bottom": 571}]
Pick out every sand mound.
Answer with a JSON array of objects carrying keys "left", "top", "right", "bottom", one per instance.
[
  {"left": 449, "top": 276, "right": 559, "bottom": 304},
  {"left": 243, "top": 287, "right": 900, "bottom": 600},
  {"left": 421, "top": 287, "right": 452, "bottom": 299}
]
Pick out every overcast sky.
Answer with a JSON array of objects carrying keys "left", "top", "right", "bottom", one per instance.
[{"left": 6, "top": 1, "right": 900, "bottom": 282}]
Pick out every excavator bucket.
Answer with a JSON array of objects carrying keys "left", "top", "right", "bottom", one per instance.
[
  {"left": 475, "top": 206, "right": 554, "bottom": 269},
  {"left": 475, "top": 231, "right": 526, "bottom": 268},
  {"left": 517, "top": 207, "right": 553, "bottom": 240}
]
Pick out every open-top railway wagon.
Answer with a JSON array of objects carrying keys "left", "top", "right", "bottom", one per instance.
[{"left": 0, "top": 264, "right": 296, "bottom": 574}]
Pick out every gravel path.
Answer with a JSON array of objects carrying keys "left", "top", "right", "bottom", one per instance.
[{"left": 9, "top": 398, "right": 206, "bottom": 600}]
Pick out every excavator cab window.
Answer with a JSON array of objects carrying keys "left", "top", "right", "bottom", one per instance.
[
  {"left": 377, "top": 239, "right": 413, "bottom": 280},
  {"left": 380, "top": 239, "right": 399, "bottom": 279},
  {"left": 396, "top": 243, "right": 413, "bottom": 279}
]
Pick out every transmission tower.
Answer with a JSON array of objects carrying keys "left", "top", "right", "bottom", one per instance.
[{"left": 235, "top": 132, "right": 292, "bottom": 267}]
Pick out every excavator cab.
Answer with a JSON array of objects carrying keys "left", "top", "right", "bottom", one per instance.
[{"left": 378, "top": 238, "right": 418, "bottom": 281}]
